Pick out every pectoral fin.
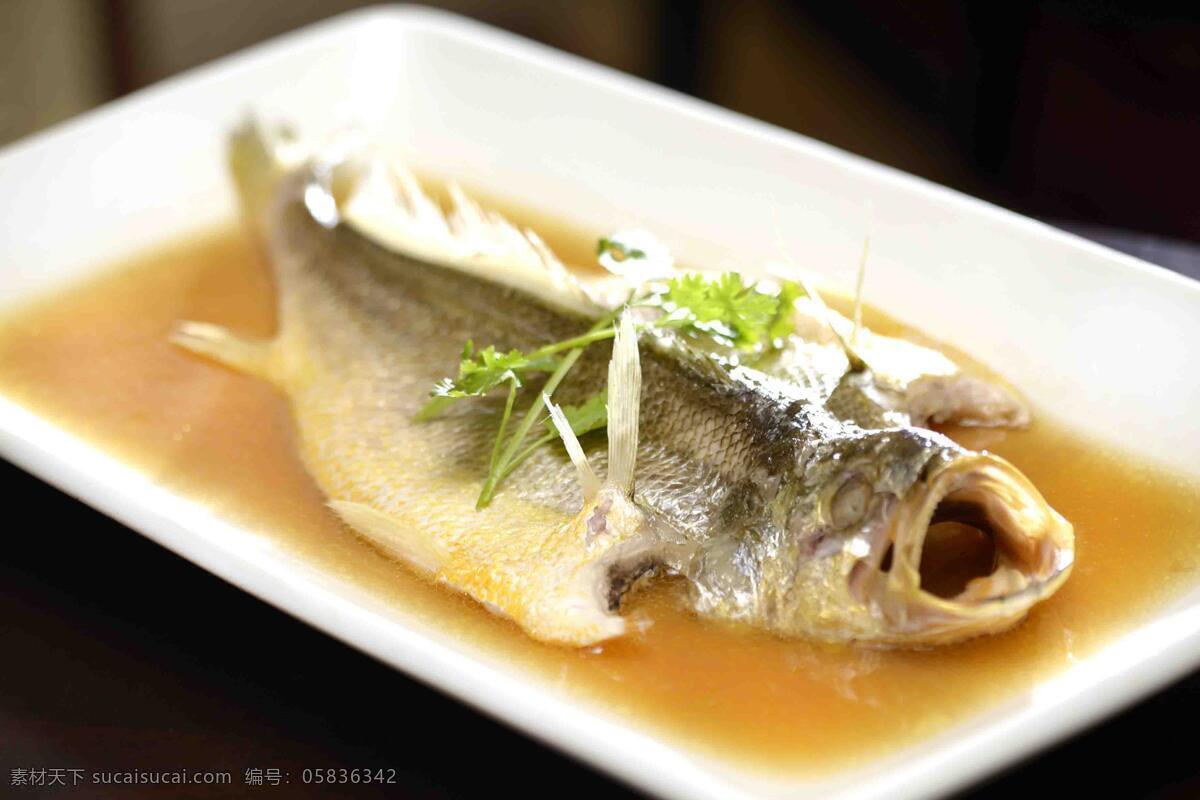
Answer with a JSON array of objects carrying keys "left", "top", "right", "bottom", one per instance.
[{"left": 605, "top": 313, "right": 642, "bottom": 495}]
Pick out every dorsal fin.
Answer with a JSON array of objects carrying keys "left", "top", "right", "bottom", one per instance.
[{"left": 341, "top": 162, "right": 602, "bottom": 315}]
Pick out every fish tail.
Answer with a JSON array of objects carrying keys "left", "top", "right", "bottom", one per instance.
[
  {"left": 170, "top": 321, "right": 276, "bottom": 380},
  {"left": 228, "top": 117, "right": 284, "bottom": 223},
  {"left": 606, "top": 313, "right": 642, "bottom": 495}
]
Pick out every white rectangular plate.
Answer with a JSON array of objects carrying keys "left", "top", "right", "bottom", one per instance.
[{"left": 2, "top": 8, "right": 1200, "bottom": 799}]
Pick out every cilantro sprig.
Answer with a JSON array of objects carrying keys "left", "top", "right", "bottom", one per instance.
[
  {"left": 596, "top": 237, "right": 646, "bottom": 261},
  {"left": 657, "top": 272, "right": 798, "bottom": 351},
  {"left": 415, "top": 342, "right": 558, "bottom": 422},
  {"left": 419, "top": 245, "right": 806, "bottom": 508}
]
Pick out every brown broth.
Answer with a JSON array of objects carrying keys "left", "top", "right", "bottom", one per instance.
[{"left": 2, "top": 224, "right": 1199, "bottom": 776}]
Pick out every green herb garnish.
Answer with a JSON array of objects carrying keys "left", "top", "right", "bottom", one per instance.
[
  {"left": 658, "top": 272, "right": 789, "bottom": 351},
  {"left": 597, "top": 237, "right": 646, "bottom": 261},
  {"left": 486, "top": 388, "right": 611, "bottom": 495},
  {"left": 419, "top": 244, "right": 806, "bottom": 507},
  {"left": 434, "top": 341, "right": 557, "bottom": 400}
]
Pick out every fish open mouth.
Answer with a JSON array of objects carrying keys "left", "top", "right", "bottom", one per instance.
[{"left": 880, "top": 453, "right": 1075, "bottom": 638}]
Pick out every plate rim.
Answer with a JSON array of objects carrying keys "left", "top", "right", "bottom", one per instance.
[{"left": 2, "top": 6, "right": 1200, "bottom": 799}]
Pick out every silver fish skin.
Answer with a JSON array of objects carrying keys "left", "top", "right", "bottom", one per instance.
[{"left": 172, "top": 122, "right": 1074, "bottom": 647}]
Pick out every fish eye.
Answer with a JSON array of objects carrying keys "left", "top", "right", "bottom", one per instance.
[{"left": 831, "top": 474, "right": 873, "bottom": 529}]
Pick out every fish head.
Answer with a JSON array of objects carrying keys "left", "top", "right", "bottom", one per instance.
[{"left": 775, "top": 426, "right": 1074, "bottom": 645}]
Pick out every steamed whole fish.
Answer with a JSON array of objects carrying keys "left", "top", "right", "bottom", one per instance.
[{"left": 173, "top": 122, "right": 1074, "bottom": 647}]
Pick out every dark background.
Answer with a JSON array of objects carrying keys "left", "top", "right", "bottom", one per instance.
[
  {"left": 2, "top": 1, "right": 1200, "bottom": 798},
  {"left": 4, "top": 0, "right": 1199, "bottom": 242}
]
